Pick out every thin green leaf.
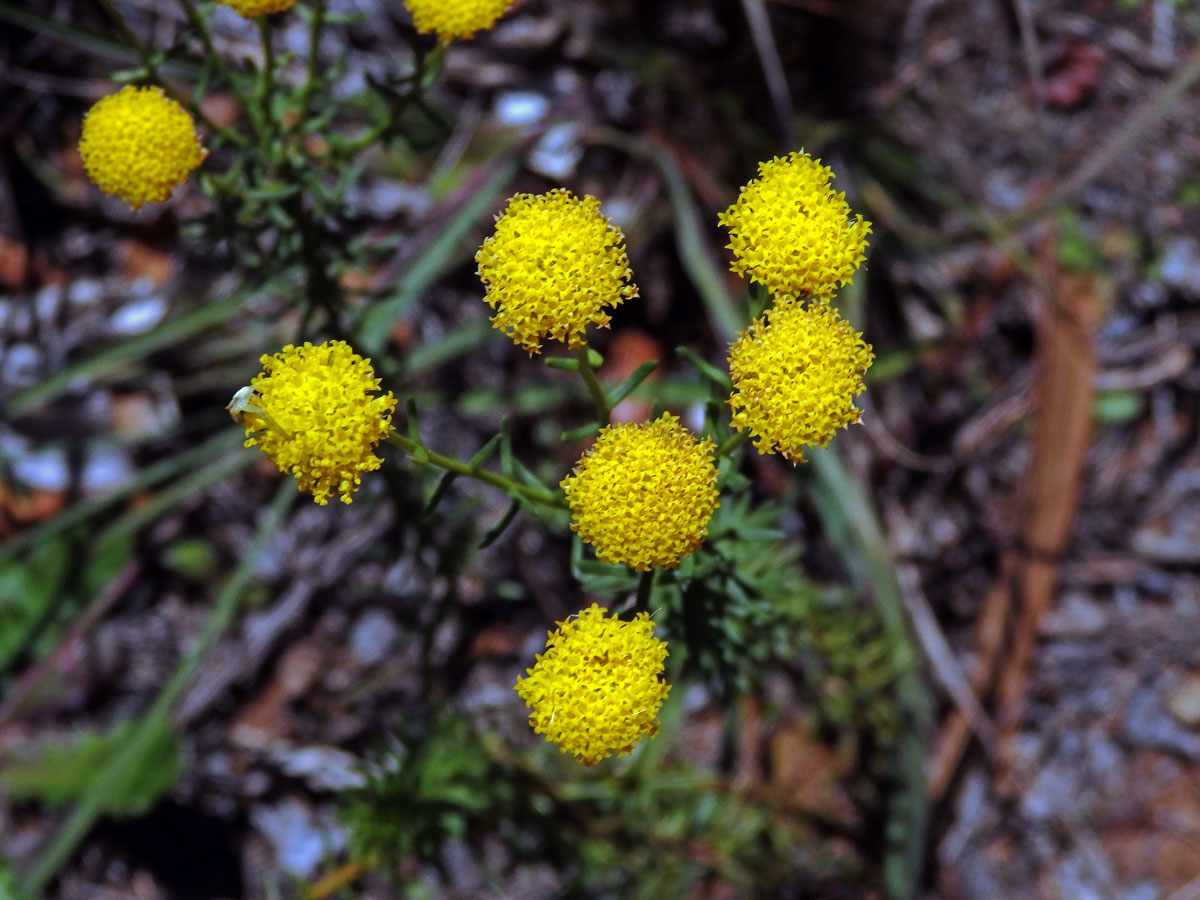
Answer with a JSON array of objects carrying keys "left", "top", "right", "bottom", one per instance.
[
  {"left": 0, "top": 430, "right": 240, "bottom": 566},
  {"left": 404, "top": 317, "right": 492, "bottom": 376},
  {"left": 1, "top": 719, "right": 182, "bottom": 816},
  {"left": 4, "top": 292, "right": 248, "bottom": 418},
  {"left": 421, "top": 432, "right": 503, "bottom": 515},
  {"left": 358, "top": 156, "right": 520, "bottom": 354},
  {"left": 544, "top": 356, "right": 581, "bottom": 373},
  {"left": 560, "top": 422, "right": 600, "bottom": 443},
  {"left": 607, "top": 360, "right": 659, "bottom": 406},
  {"left": 17, "top": 485, "right": 294, "bottom": 900},
  {"left": 404, "top": 397, "right": 428, "bottom": 464},
  {"left": 676, "top": 346, "right": 732, "bottom": 390},
  {"left": 478, "top": 499, "right": 520, "bottom": 549}
]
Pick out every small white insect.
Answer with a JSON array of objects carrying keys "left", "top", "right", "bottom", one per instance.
[{"left": 226, "top": 385, "right": 292, "bottom": 438}]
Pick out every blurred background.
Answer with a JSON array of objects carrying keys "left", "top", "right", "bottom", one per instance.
[{"left": 2, "top": 0, "right": 1200, "bottom": 898}]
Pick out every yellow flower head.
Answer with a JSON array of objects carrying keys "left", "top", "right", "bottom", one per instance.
[
  {"left": 239, "top": 341, "right": 397, "bottom": 506},
  {"left": 215, "top": 0, "right": 297, "bottom": 16},
  {"left": 727, "top": 297, "right": 874, "bottom": 463},
  {"left": 476, "top": 189, "right": 638, "bottom": 355},
  {"left": 404, "top": 0, "right": 514, "bottom": 42},
  {"left": 79, "top": 86, "right": 207, "bottom": 210},
  {"left": 515, "top": 604, "right": 670, "bottom": 766},
  {"left": 718, "top": 152, "right": 872, "bottom": 299},
  {"left": 561, "top": 413, "right": 718, "bottom": 571}
]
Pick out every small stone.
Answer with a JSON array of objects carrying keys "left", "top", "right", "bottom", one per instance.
[
  {"left": 12, "top": 447, "right": 69, "bottom": 492},
  {"left": 250, "top": 797, "right": 344, "bottom": 878},
  {"left": 1164, "top": 674, "right": 1200, "bottom": 728},
  {"left": 348, "top": 608, "right": 399, "bottom": 665},
  {"left": 527, "top": 122, "right": 582, "bottom": 180},
  {"left": 109, "top": 294, "right": 166, "bottom": 335},
  {"left": 1039, "top": 593, "right": 1108, "bottom": 637},
  {"left": 495, "top": 91, "right": 549, "bottom": 127}
]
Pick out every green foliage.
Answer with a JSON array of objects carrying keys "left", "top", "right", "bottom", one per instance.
[
  {"left": 6, "top": 0, "right": 933, "bottom": 895},
  {"left": 340, "top": 707, "right": 863, "bottom": 898},
  {"left": 0, "top": 858, "right": 14, "bottom": 900},
  {"left": 1056, "top": 208, "right": 1104, "bottom": 272},
  {"left": 163, "top": 536, "right": 218, "bottom": 581},
  {"left": 0, "top": 537, "right": 69, "bottom": 672},
  {"left": 1, "top": 719, "right": 183, "bottom": 816},
  {"left": 802, "top": 593, "right": 909, "bottom": 753},
  {"left": 340, "top": 717, "right": 515, "bottom": 868},
  {"left": 1093, "top": 389, "right": 1144, "bottom": 425}
]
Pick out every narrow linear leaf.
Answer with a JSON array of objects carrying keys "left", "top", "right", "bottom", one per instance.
[
  {"left": 17, "top": 485, "right": 294, "bottom": 900},
  {"left": 4, "top": 288, "right": 256, "bottom": 418},
  {"left": 358, "top": 156, "right": 520, "bottom": 355},
  {"left": 607, "top": 360, "right": 659, "bottom": 406},
  {"left": 544, "top": 356, "right": 581, "bottom": 373},
  {"left": 405, "top": 317, "right": 493, "bottom": 376},
  {"left": 421, "top": 432, "right": 503, "bottom": 516},
  {"left": 560, "top": 422, "right": 600, "bottom": 443},
  {"left": 421, "top": 471, "right": 458, "bottom": 516},
  {"left": 478, "top": 499, "right": 520, "bottom": 549},
  {"left": 676, "top": 346, "right": 732, "bottom": 391},
  {"left": 0, "top": 430, "right": 241, "bottom": 566},
  {"left": 404, "top": 398, "right": 428, "bottom": 463}
]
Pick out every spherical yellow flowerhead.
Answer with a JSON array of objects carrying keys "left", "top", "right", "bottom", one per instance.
[
  {"left": 561, "top": 413, "right": 719, "bottom": 572},
  {"left": 404, "top": 0, "right": 514, "bottom": 42},
  {"left": 727, "top": 297, "right": 874, "bottom": 463},
  {"left": 215, "top": 0, "right": 297, "bottom": 16},
  {"left": 515, "top": 604, "right": 670, "bottom": 766},
  {"left": 476, "top": 189, "right": 638, "bottom": 355},
  {"left": 239, "top": 341, "right": 397, "bottom": 506},
  {"left": 79, "top": 86, "right": 207, "bottom": 210},
  {"left": 718, "top": 152, "right": 872, "bottom": 300}
]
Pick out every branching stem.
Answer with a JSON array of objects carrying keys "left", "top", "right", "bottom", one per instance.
[{"left": 385, "top": 431, "right": 566, "bottom": 510}]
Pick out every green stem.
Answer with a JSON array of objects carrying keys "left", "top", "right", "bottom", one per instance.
[
  {"left": 290, "top": 0, "right": 326, "bottom": 134},
  {"left": 174, "top": 0, "right": 236, "bottom": 90},
  {"left": 256, "top": 16, "right": 275, "bottom": 143},
  {"left": 715, "top": 431, "right": 749, "bottom": 458},
  {"left": 385, "top": 432, "right": 566, "bottom": 510},
  {"left": 635, "top": 568, "right": 657, "bottom": 612},
  {"left": 575, "top": 346, "right": 611, "bottom": 424},
  {"left": 340, "top": 41, "right": 447, "bottom": 155},
  {"left": 94, "top": 0, "right": 243, "bottom": 146}
]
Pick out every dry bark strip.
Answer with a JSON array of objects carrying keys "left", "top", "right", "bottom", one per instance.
[{"left": 928, "top": 265, "right": 1105, "bottom": 801}]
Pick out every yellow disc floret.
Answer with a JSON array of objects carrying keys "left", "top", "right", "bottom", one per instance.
[
  {"left": 476, "top": 189, "right": 638, "bottom": 355},
  {"left": 718, "top": 151, "right": 872, "bottom": 299},
  {"left": 727, "top": 297, "right": 874, "bottom": 463},
  {"left": 239, "top": 341, "right": 397, "bottom": 506},
  {"left": 561, "top": 413, "right": 718, "bottom": 571},
  {"left": 79, "top": 86, "right": 207, "bottom": 210},
  {"left": 515, "top": 604, "right": 670, "bottom": 766},
  {"left": 215, "top": 0, "right": 297, "bottom": 16},
  {"left": 404, "top": 0, "right": 514, "bottom": 42}
]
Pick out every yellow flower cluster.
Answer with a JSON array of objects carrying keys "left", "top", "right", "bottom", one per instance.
[
  {"left": 718, "top": 152, "right": 871, "bottom": 300},
  {"left": 727, "top": 297, "right": 874, "bottom": 463},
  {"left": 216, "top": 0, "right": 297, "bottom": 16},
  {"left": 78, "top": 86, "right": 207, "bottom": 210},
  {"left": 476, "top": 189, "right": 638, "bottom": 354},
  {"left": 561, "top": 414, "right": 718, "bottom": 571},
  {"left": 514, "top": 604, "right": 670, "bottom": 766},
  {"left": 240, "top": 341, "right": 397, "bottom": 505},
  {"left": 404, "top": 0, "right": 514, "bottom": 42}
]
